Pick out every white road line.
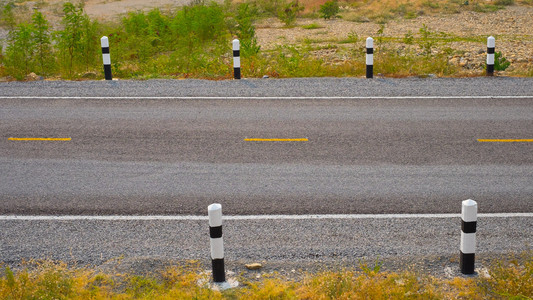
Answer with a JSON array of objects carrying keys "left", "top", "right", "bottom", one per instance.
[
  {"left": 1, "top": 213, "right": 532, "bottom": 221},
  {"left": 0, "top": 96, "right": 533, "bottom": 100}
]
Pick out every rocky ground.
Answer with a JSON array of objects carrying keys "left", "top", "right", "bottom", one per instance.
[{"left": 255, "top": 5, "right": 533, "bottom": 74}]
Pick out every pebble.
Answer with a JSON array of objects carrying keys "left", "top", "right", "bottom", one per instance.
[{"left": 245, "top": 263, "right": 263, "bottom": 270}]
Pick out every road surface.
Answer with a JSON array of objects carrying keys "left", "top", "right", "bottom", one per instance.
[{"left": 1, "top": 78, "right": 532, "bottom": 272}]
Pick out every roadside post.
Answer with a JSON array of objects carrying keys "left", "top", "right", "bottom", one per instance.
[
  {"left": 233, "top": 39, "right": 241, "bottom": 79},
  {"left": 487, "top": 36, "right": 495, "bottom": 76},
  {"left": 366, "top": 37, "right": 374, "bottom": 79},
  {"left": 208, "top": 203, "right": 225, "bottom": 283},
  {"left": 101, "top": 36, "right": 112, "bottom": 80},
  {"left": 460, "top": 199, "right": 478, "bottom": 275}
]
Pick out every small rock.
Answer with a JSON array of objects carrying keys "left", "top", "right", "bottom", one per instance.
[
  {"left": 25, "top": 72, "right": 42, "bottom": 81},
  {"left": 478, "top": 49, "right": 485, "bottom": 54},
  {"left": 262, "top": 75, "right": 269, "bottom": 79},
  {"left": 245, "top": 263, "right": 262, "bottom": 270}
]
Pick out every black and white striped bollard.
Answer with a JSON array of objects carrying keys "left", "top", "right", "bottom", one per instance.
[
  {"left": 460, "top": 199, "right": 477, "bottom": 275},
  {"left": 233, "top": 39, "right": 241, "bottom": 80},
  {"left": 208, "top": 203, "right": 225, "bottom": 283},
  {"left": 366, "top": 37, "right": 373, "bottom": 79},
  {"left": 101, "top": 36, "right": 112, "bottom": 80},
  {"left": 486, "top": 36, "right": 495, "bottom": 76}
]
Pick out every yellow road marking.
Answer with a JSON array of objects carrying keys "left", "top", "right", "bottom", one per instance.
[
  {"left": 8, "top": 137, "right": 71, "bottom": 141},
  {"left": 477, "top": 139, "right": 533, "bottom": 142},
  {"left": 244, "top": 138, "right": 308, "bottom": 142}
]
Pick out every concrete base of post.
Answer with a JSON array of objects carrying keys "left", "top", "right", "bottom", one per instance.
[
  {"left": 211, "top": 278, "right": 239, "bottom": 291},
  {"left": 198, "top": 270, "right": 239, "bottom": 291},
  {"left": 444, "top": 266, "right": 480, "bottom": 278}
]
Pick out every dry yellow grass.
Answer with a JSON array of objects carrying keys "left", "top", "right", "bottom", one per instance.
[{"left": 1, "top": 254, "right": 533, "bottom": 299}]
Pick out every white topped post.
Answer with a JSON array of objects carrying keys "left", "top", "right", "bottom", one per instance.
[
  {"left": 208, "top": 203, "right": 225, "bottom": 282},
  {"left": 460, "top": 199, "right": 478, "bottom": 274},
  {"left": 233, "top": 39, "right": 241, "bottom": 79},
  {"left": 366, "top": 37, "right": 374, "bottom": 79},
  {"left": 101, "top": 36, "right": 112, "bottom": 80},
  {"left": 487, "top": 36, "right": 495, "bottom": 76}
]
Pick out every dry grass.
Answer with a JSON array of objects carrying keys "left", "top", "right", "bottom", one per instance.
[{"left": 1, "top": 253, "right": 533, "bottom": 299}]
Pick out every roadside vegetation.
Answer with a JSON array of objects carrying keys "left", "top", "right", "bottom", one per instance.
[
  {"left": 1, "top": 254, "right": 533, "bottom": 299},
  {"left": 0, "top": 0, "right": 531, "bottom": 80}
]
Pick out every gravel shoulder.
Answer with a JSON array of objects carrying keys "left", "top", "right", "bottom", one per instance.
[
  {"left": 1, "top": 77, "right": 533, "bottom": 97},
  {"left": 1, "top": 217, "right": 532, "bottom": 279}
]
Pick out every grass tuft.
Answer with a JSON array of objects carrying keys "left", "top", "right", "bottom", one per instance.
[{"left": 301, "top": 23, "right": 323, "bottom": 29}]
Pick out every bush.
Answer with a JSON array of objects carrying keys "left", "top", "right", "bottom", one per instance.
[
  {"left": 319, "top": 0, "right": 339, "bottom": 20},
  {"left": 4, "top": 22, "right": 35, "bottom": 79},
  {"left": 494, "top": 51, "right": 511, "bottom": 71},
  {"left": 235, "top": 3, "right": 260, "bottom": 56},
  {"left": 31, "top": 11, "right": 54, "bottom": 76},
  {"left": 278, "top": 0, "right": 304, "bottom": 27},
  {"left": 55, "top": 2, "right": 99, "bottom": 78}
]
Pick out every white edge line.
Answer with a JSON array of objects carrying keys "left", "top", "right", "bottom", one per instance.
[
  {"left": 1, "top": 213, "right": 532, "bottom": 221},
  {"left": 0, "top": 96, "right": 533, "bottom": 100}
]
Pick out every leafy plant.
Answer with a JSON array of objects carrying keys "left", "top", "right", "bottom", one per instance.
[
  {"left": 346, "top": 30, "right": 359, "bottom": 43},
  {"left": 1, "top": 2, "right": 16, "bottom": 30},
  {"left": 31, "top": 11, "right": 53, "bottom": 75},
  {"left": 403, "top": 30, "right": 414, "bottom": 45},
  {"left": 319, "top": 0, "right": 339, "bottom": 20},
  {"left": 55, "top": 2, "right": 93, "bottom": 78},
  {"left": 494, "top": 51, "right": 511, "bottom": 71},
  {"left": 418, "top": 23, "right": 437, "bottom": 55},
  {"left": 4, "top": 22, "right": 36, "bottom": 79},
  {"left": 278, "top": 0, "right": 304, "bottom": 27},
  {"left": 235, "top": 3, "right": 260, "bottom": 56}
]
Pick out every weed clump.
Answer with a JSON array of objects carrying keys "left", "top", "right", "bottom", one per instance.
[{"left": 319, "top": 0, "right": 340, "bottom": 20}]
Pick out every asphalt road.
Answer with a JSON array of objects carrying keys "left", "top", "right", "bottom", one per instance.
[{"left": 1, "top": 78, "right": 532, "bottom": 269}]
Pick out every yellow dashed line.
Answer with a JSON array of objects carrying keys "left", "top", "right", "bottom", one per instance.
[
  {"left": 478, "top": 139, "right": 533, "bottom": 143},
  {"left": 8, "top": 137, "right": 71, "bottom": 141},
  {"left": 244, "top": 138, "right": 308, "bottom": 142}
]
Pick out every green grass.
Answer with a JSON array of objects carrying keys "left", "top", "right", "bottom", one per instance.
[
  {"left": 1, "top": 254, "right": 533, "bottom": 299},
  {"left": 301, "top": 23, "right": 323, "bottom": 29}
]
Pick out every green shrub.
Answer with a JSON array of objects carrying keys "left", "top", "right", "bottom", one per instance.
[
  {"left": 55, "top": 2, "right": 99, "bottom": 78},
  {"left": 4, "top": 23, "right": 36, "bottom": 79},
  {"left": 278, "top": 0, "right": 304, "bottom": 27},
  {"left": 248, "top": 0, "right": 285, "bottom": 17},
  {"left": 319, "top": 0, "right": 339, "bottom": 20},
  {"left": 235, "top": 3, "right": 261, "bottom": 57},
  {"left": 494, "top": 51, "right": 511, "bottom": 71},
  {"left": 31, "top": 11, "right": 53, "bottom": 76},
  {"left": 418, "top": 24, "right": 438, "bottom": 55},
  {"left": 1, "top": 2, "right": 16, "bottom": 30}
]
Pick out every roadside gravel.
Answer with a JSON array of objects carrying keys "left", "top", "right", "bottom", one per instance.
[
  {"left": 2, "top": 217, "right": 532, "bottom": 279},
  {"left": 1, "top": 77, "right": 532, "bottom": 97}
]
